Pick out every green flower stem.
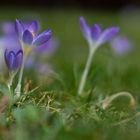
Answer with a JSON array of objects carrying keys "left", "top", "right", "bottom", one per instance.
[
  {"left": 78, "top": 46, "right": 97, "bottom": 95},
  {"left": 14, "top": 44, "right": 34, "bottom": 99},
  {"left": 7, "top": 72, "right": 16, "bottom": 95},
  {"left": 14, "top": 56, "right": 26, "bottom": 98}
]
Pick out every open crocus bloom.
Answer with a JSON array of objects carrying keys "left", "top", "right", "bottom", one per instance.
[
  {"left": 79, "top": 16, "right": 119, "bottom": 48},
  {"left": 15, "top": 19, "right": 52, "bottom": 46}
]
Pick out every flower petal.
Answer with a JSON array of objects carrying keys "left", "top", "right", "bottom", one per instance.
[
  {"left": 22, "top": 30, "right": 33, "bottom": 45},
  {"left": 79, "top": 16, "right": 90, "bottom": 39},
  {"left": 33, "top": 29, "right": 52, "bottom": 46},
  {"left": 97, "top": 27, "right": 119, "bottom": 45},
  {"left": 15, "top": 19, "right": 24, "bottom": 39},
  {"left": 4, "top": 49, "right": 9, "bottom": 68},
  {"left": 7, "top": 51, "right": 15, "bottom": 70},
  {"left": 15, "top": 50, "right": 23, "bottom": 68},
  {"left": 28, "top": 20, "right": 39, "bottom": 37},
  {"left": 91, "top": 24, "right": 101, "bottom": 40}
]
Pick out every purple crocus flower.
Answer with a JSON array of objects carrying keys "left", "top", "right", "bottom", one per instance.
[
  {"left": 79, "top": 16, "right": 119, "bottom": 47},
  {"left": 15, "top": 19, "right": 52, "bottom": 46},
  {"left": 4, "top": 49, "right": 23, "bottom": 71},
  {"left": 110, "top": 36, "right": 132, "bottom": 55},
  {"left": 78, "top": 16, "right": 120, "bottom": 95}
]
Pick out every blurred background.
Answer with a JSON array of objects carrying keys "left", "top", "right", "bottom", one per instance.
[{"left": 0, "top": 0, "right": 140, "bottom": 9}]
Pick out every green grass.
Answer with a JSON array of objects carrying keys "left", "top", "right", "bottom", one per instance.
[{"left": 0, "top": 8, "right": 140, "bottom": 140}]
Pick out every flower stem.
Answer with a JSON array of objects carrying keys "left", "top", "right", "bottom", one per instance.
[
  {"left": 14, "top": 56, "right": 25, "bottom": 98},
  {"left": 78, "top": 47, "right": 96, "bottom": 95},
  {"left": 7, "top": 74, "right": 14, "bottom": 95}
]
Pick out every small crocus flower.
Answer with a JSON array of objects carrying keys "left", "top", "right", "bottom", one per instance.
[
  {"left": 4, "top": 49, "right": 23, "bottom": 72},
  {"left": 78, "top": 16, "right": 120, "bottom": 95},
  {"left": 79, "top": 16, "right": 119, "bottom": 47},
  {"left": 0, "top": 36, "right": 22, "bottom": 74},
  {"left": 110, "top": 36, "right": 132, "bottom": 55},
  {"left": 15, "top": 19, "right": 52, "bottom": 47}
]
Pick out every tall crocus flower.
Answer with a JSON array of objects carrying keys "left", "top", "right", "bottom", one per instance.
[
  {"left": 78, "top": 16, "right": 119, "bottom": 95},
  {"left": 14, "top": 19, "right": 52, "bottom": 98}
]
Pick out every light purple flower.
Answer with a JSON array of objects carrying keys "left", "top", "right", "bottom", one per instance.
[
  {"left": 1, "top": 22, "right": 15, "bottom": 35},
  {"left": 0, "top": 22, "right": 21, "bottom": 51},
  {"left": 110, "top": 36, "right": 133, "bottom": 55},
  {"left": 4, "top": 49, "right": 23, "bottom": 71},
  {"left": 79, "top": 16, "right": 119, "bottom": 47},
  {"left": 15, "top": 19, "right": 52, "bottom": 46},
  {"left": 0, "top": 36, "right": 21, "bottom": 51},
  {"left": 33, "top": 38, "right": 58, "bottom": 55}
]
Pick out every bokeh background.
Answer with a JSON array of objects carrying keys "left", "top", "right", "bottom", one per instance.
[{"left": 0, "top": 0, "right": 140, "bottom": 9}]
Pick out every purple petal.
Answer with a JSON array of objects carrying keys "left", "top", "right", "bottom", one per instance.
[
  {"left": 15, "top": 50, "right": 23, "bottom": 68},
  {"left": 22, "top": 30, "right": 33, "bottom": 45},
  {"left": 4, "top": 49, "right": 9, "bottom": 68},
  {"left": 28, "top": 20, "right": 39, "bottom": 37},
  {"left": 97, "top": 27, "right": 119, "bottom": 45},
  {"left": 33, "top": 29, "right": 52, "bottom": 46},
  {"left": 79, "top": 16, "right": 90, "bottom": 39},
  {"left": 91, "top": 24, "right": 101, "bottom": 40},
  {"left": 7, "top": 51, "right": 15, "bottom": 70},
  {"left": 15, "top": 19, "right": 24, "bottom": 39}
]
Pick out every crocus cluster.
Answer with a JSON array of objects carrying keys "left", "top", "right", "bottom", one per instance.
[
  {"left": 0, "top": 16, "right": 132, "bottom": 98},
  {"left": 2, "top": 19, "right": 52, "bottom": 98}
]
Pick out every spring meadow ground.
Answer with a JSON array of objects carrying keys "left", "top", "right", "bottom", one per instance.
[{"left": 0, "top": 8, "right": 140, "bottom": 140}]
